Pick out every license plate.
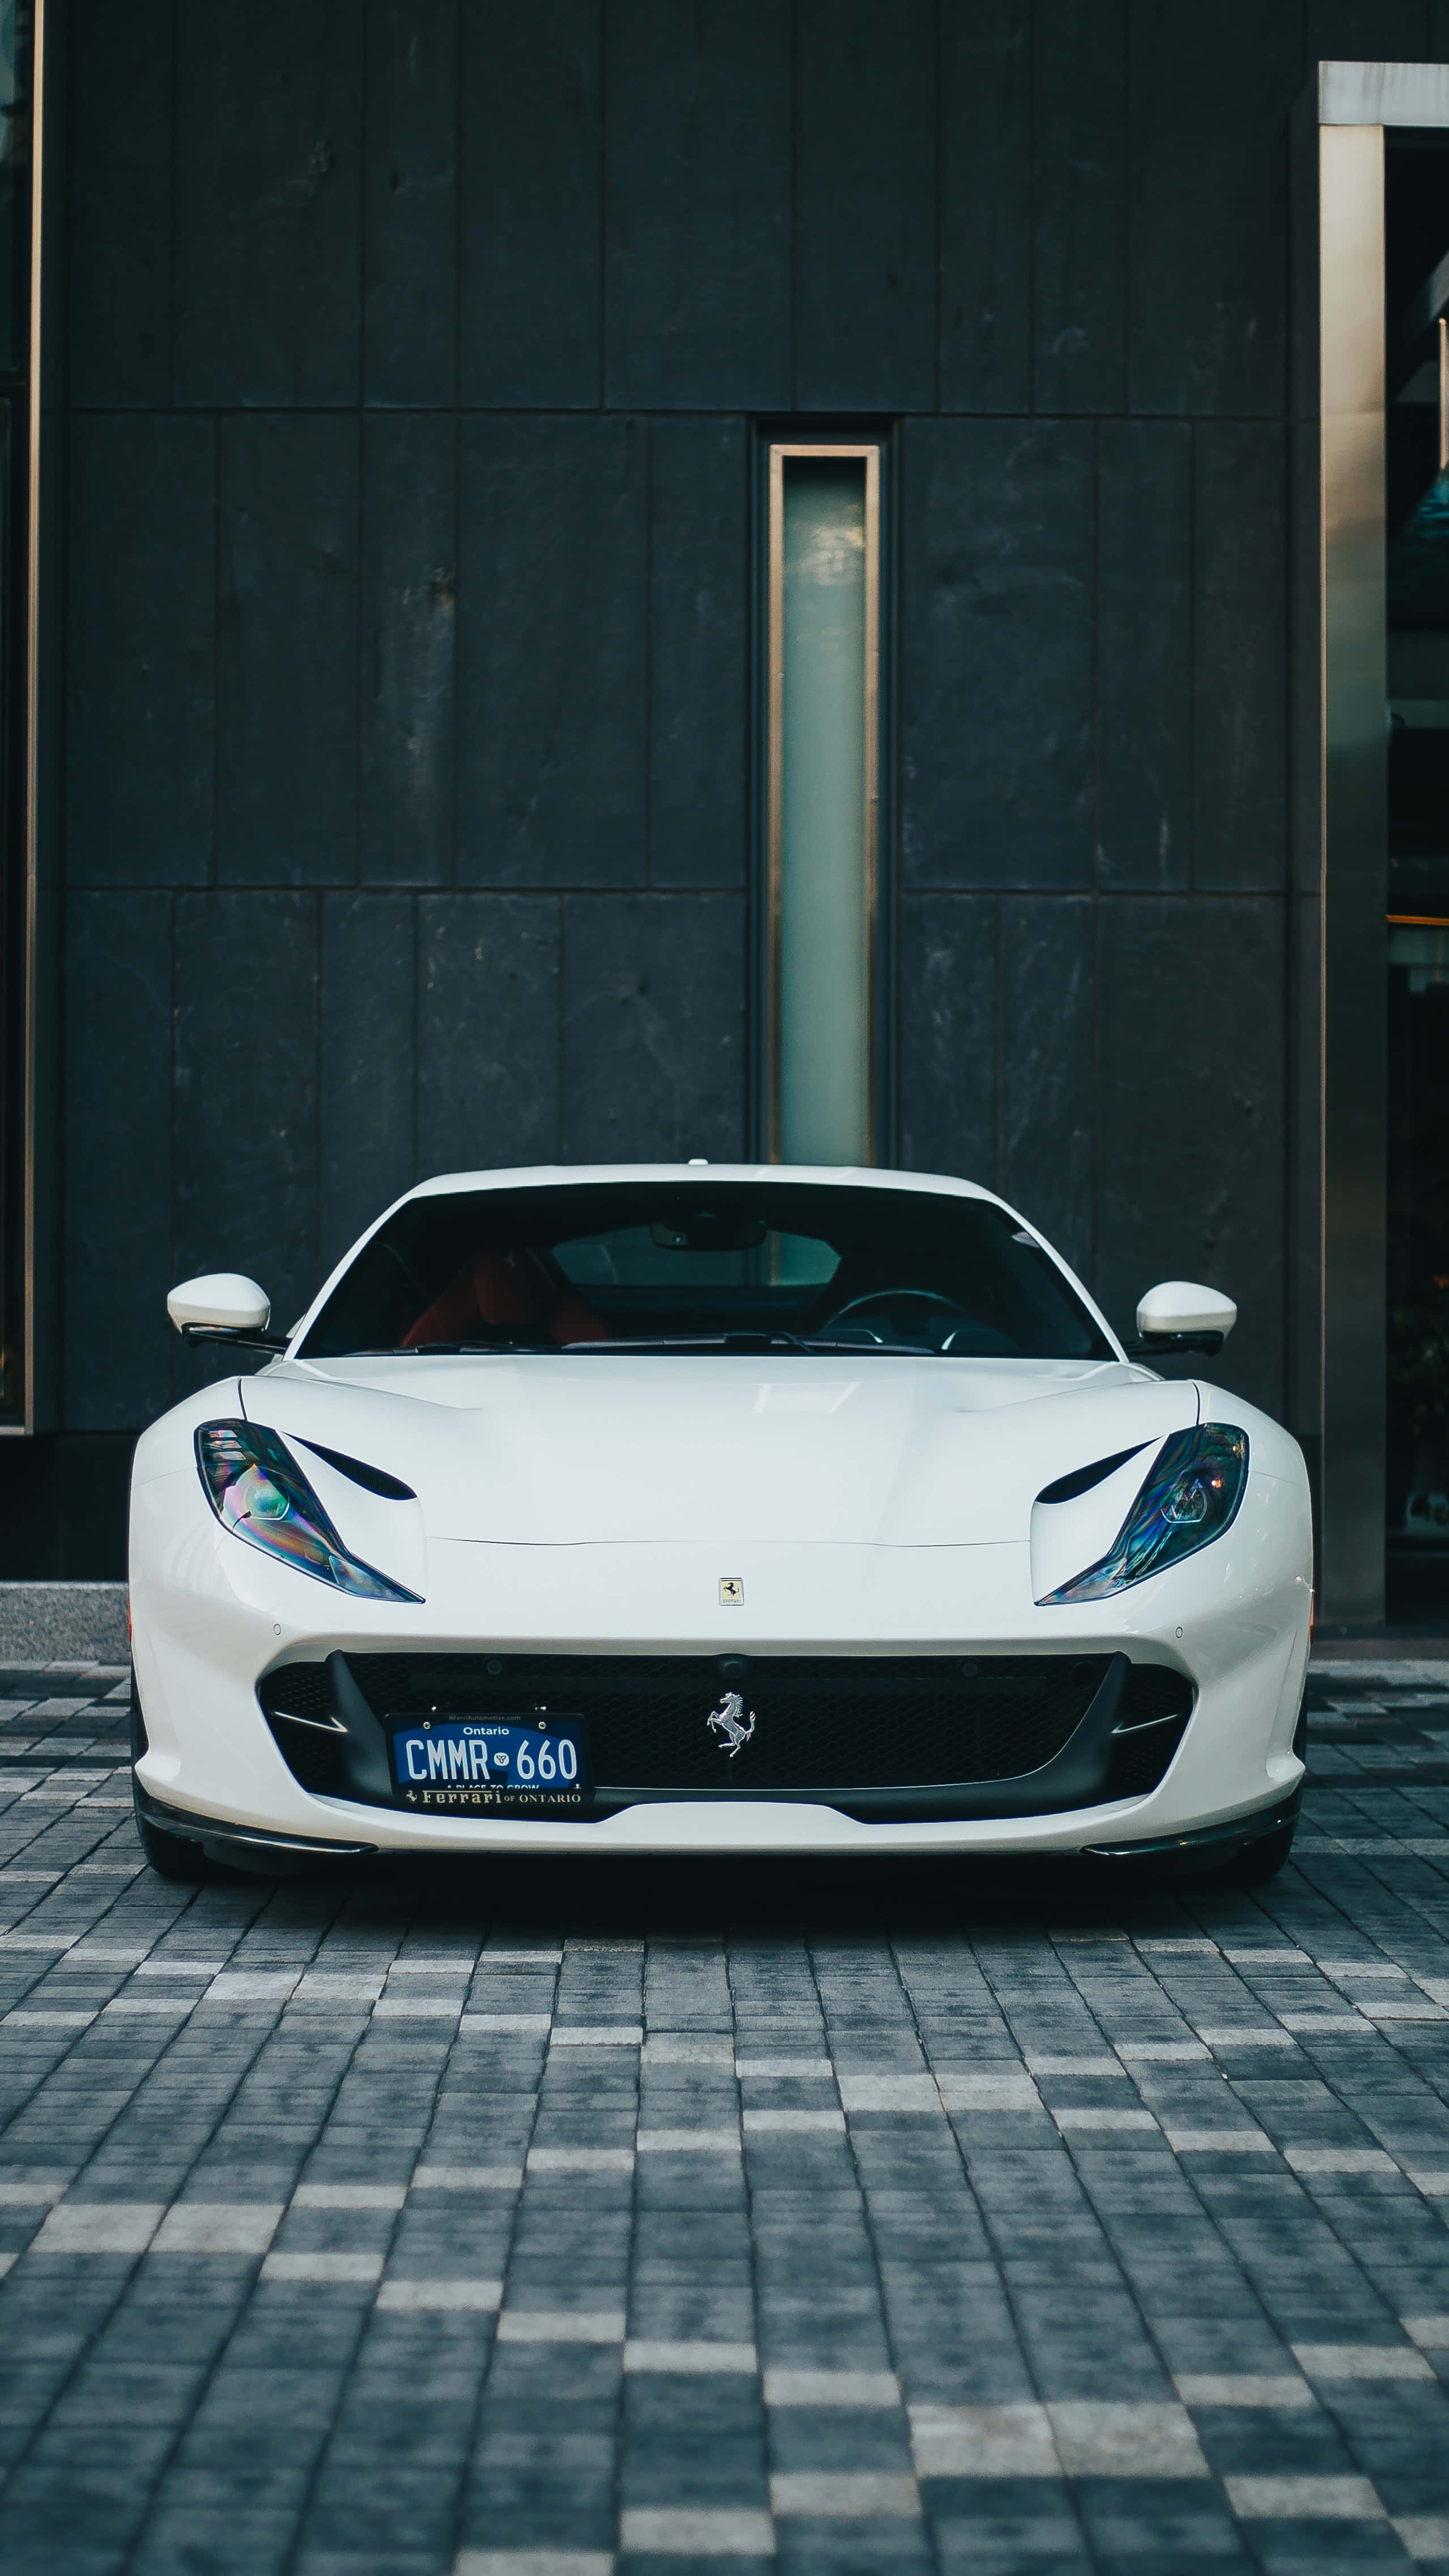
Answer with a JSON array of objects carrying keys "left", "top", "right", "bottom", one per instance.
[{"left": 388, "top": 1714, "right": 589, "bottom": 1814}]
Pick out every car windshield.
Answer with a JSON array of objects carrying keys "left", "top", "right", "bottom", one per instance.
[{"left": 298, "top": 1182, "right": 1116, "bottom": 1362}]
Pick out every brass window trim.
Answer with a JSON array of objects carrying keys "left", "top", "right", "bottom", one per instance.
[
  {"left": 764, "top": 440, "right": 882, "bottom": 1167},
  {"left": 5, "top": 0, "right": 60, "bottom": 1436}
]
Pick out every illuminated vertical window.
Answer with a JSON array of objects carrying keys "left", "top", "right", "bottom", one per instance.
[{"left": 767, "top": 444, "right": 880, "bottom": 1165}]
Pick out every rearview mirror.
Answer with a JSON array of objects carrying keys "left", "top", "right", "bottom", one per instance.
[
  {"left": 1131, "top": 1280, "right": 1236, "bottom": 1357},
  {"left": 167, "top": 1273, "right": 272, "bottom": 1334}
]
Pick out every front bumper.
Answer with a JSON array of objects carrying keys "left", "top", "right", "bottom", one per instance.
[
  {"left": 134, "top": 1775, "right": 1304, "bottom": 1871},
  {"left": 129, "top": 1471, "right": 1312, "bottom": 1859}
]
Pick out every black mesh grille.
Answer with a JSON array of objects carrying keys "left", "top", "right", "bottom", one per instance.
[
  {"left": 1103, "top": 1714, "right": 1189, "bottom": 1798},
  {"left": 266, "top": 1713, "right": 348, "bottom": 1794},
  {"left": 258, "top": 1653, "right": 1194, "bottom": 1809},
  {"left": 261, "top": 1663, "right": 334, "bottom": 1722},
  {"left": 258, "top": 1666, "right": 348, "bottom": 1793},
  {"left": 1117, "top": 1665, "right": 1193, "bottom": 1730},
  {"left": 356, "top": 1651, "right": 1110, "bottom": 1788}
]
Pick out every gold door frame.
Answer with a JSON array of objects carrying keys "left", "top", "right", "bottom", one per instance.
[
  {"left": 764, "top": 441, "right": 881, "bottom": 1167},
  {"left": 3, "top": 0, "right": 61, "bottom": 1435}
]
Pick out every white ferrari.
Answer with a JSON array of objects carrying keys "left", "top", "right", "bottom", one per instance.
[{"left": 128, "top": 1165, "right": 1312, "bottom": 1886}]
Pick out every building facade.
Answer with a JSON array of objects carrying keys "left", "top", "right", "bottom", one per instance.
[{"left": 2, "top": 1, "right": 1444, "bottom": 1613}]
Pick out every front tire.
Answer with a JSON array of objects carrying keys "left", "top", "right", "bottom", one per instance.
[
  {"left": 1230, "top": 1820, "right": 1297, "bottom": 1885},
  {"left": 130, "top": 1673, "right": 225, "bottom": 1882},
  {"left": 131, "top": 1779, "right": 222, "bottom": 1882}
]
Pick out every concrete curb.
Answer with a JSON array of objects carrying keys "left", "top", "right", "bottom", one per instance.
[
  {"left": 0, "top": 1583, "right": 129, "bottom": 1663},
  {"left": 1312, "top": 1636, "right": 1449, "bottom": 1660}
]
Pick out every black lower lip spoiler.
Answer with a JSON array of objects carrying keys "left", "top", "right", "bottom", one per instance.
[
  {"left": 134, "top": 1781, "right": 376, "bottom": 1864},
  {"left": 1081, "top": 1784, "right": 1302, "bottom": 1861}
]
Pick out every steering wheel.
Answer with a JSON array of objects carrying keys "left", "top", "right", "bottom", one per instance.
[{"left": 825, "top": 1288, "right": 966, "bottom": 1334}]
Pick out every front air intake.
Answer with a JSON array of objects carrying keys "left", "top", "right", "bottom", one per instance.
[{"left": 258, "top": 1654, "right": 1193, "bottom": 1823}]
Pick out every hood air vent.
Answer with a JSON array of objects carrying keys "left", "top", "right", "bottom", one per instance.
[
  {"left": 297, "top": 1440, "right": 415, "bottom": 1501},
  {"left": 1037, "top": 1444, "right": 1149, "bottom": 1507}
]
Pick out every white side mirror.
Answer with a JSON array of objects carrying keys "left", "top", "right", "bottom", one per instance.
[
  {"left": 1136, "top": 1280, "right": 1236, "bottom": 1341},
  {"left": 167, "top": 1273, "right": 272, "bottom": 1334}
]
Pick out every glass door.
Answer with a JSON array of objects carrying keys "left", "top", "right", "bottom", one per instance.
[{"left": 1386, "top": 134, "right": 1449, "bottom": 1609}]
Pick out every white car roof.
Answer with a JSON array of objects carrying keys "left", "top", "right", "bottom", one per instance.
[{"left": 405, "top": 1163, "right": 1003, "bottom": 1205}]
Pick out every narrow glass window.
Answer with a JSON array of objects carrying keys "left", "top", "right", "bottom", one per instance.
[{"left": 767, "top": 444, "right": 880, "bottom": 1165}]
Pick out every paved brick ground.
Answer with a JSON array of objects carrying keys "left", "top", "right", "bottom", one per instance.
[{"left": 2, "top": 1657, "right": 1449, "bottom": 2574}]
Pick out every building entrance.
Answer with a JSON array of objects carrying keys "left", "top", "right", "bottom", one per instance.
[
  {"left": 1298, "top": 63, "right": 1449, "bottom": 1625},
  {"left": 1386, "top": 133, "right": 1449, "bottom": 1614}
]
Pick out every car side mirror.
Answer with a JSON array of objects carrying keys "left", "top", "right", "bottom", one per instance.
[
  {"left": 1127, "top": 1280, "right": 1237, "bottom": 1358},
  {"left": 167, "top": 1274, "right": 285, "bottom": 1352}
]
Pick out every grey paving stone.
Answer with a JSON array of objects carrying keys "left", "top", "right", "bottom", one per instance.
[{"left": 6, "top": 1704, "right": 1449, "bottom": 2564}]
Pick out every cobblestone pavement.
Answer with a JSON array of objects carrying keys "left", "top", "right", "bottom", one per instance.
[{"left": 2, "top": 1658, "right": 1449, "bottom": 2574}]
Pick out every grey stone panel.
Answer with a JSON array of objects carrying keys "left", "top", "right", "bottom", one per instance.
[
  {"left": 63, "top": 894, "right": 173, "bottom": 1430},
  {"left": 173, "top": 893, "right": 321, "bottom": 1348},
  {"left": 417, "top": 893, "right": 561, "bottom": 1175},
  {"left": 1032, "top": 0, "right": 1127, "bottom": 415},
  {"left": 50, "top": 0, "right": 1350, "bottom": 1468},
  {"left": 320, "top": 895, "right": 418, "bottom": 1274},
  {"left": 896, "top": 893, "right": 998, "bottom": 1189},
  {"left": 66, "top": 0, "right": 172, "bottom": 405},
  {"left": 460, "top": 0, "right": 602, "bottom": 408},
  {"left": 66, "top": 417, "right": 216, "bottom": 889},
  {"left": 1097, "top": 896, "right": 1286, "bottom": 1417},
  {"left": 648, "top": 419, "right": 748, "bottom": 892},
  {"left": 217, "top": 414, "right": 360, "bottom": 889},
  {"left": 999, "top": 896, "right": 1094, "bottom": 1278},
  {"left": 938, "top": 0, "right": 1030, "bottom": 415},
  {"left": 560, "top": 893, "right": 746, "bottom": 1162},
  {"left": 1098, "top": 421, "right": 1192, "bottom": 893},
  {"left": 1193, "top": 423, "right": 1287, "bottom": 894},
  {"left": 361, "top": 414, "right": 457, "bottom": 889},
  {"left": 794, "top": 0, "right": 937, "bottom": 413},
  {"left": 457, "top": 416, "right": 648, "bottom": 889},
  {"left": 364, "top": 0, "right": 459, "bottom": 408},
  {"left": 604, "top": 0, "right": 790, "bottom": 413},
  {"left": 1310, "top": 1, "right": 1430, "bottom": 57},
  {"left": 173, "top": 0, "right": 363, "bottom": 406},
  {"left": 1125, "top": 2, "right": 1297, "bottom": 418},
  {"left": 900, "top": 420, "right": 1094, "bottom": 890}
]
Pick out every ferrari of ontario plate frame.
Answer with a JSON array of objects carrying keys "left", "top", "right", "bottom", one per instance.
[{"left": 388, "top": 1713, "right": 590, "bottom": 1813}]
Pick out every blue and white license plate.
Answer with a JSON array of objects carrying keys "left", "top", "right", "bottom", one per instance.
[{"left": 388, "top": 1715, "right": 589, "bottom": 1814}]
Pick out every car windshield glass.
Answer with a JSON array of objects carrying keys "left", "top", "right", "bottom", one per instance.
[{"left": 298, "top": 1183, "right": 1115, "bottom": 1361}]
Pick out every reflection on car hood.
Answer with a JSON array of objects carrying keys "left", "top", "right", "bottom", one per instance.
[{"left": 241, "top": 1353, "right": 1199, "bottom": 1547}]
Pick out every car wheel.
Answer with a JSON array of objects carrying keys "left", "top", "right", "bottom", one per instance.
[
  {"left": 131, "top": 1780, "right": 220, "bottom": 1883},
  {"left": 1230, "top": 1821, "right": 1297, "bottom": 1886},
  {"left": 130, "top": 1674, "right": 224, "bottom": 1882}
]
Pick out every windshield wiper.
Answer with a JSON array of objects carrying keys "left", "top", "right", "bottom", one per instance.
[
  {"left": 560, "top": 1332, "right": 904, "bottom": 1356},
  {"left": 329, "top": 1332, "right": 927, "bottom": 1359},
  {"left": 376, "top": 1338, "right": 558, "bottom": 1356}
]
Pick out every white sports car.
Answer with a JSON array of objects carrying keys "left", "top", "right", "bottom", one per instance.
[{"left": 129, "top": 1164, "right": 1312, "bottom": 1886}]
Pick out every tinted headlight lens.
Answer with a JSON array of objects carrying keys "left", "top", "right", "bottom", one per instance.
[
  {"left": 1040, "top": 1424, "right": 1248, "bottom": 1605},
  {"left": 196, "top": 1421, "right": 420, "bottom": 1602}
]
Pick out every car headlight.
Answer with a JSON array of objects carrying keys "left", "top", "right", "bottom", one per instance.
[
  {"left": 196, "top": 1421, "right": 421, "bottom": 1602},
  {"left": 1040, "top": 1424, "right": 1248, "bottom": 1604}
]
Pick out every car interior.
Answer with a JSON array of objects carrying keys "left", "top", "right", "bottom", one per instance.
[{"left": 299, "top": 1183, "right": 1116, "bottom": 1363}]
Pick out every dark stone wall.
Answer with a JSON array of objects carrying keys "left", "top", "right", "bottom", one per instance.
[{"left": 54, "top": 0, "right": 1441, "bottom": 1512}]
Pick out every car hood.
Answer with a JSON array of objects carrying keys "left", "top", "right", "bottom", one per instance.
[{"left": 243, "top": 1353, "right": 1199, "bottom": 1548}]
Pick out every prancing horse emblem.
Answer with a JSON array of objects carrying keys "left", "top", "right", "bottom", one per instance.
[{"left": 707, "top": 1691, "right": 756, "bottom": 1758}]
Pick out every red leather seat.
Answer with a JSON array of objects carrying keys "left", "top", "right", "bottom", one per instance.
[{"left": 402, "top": 1247, "right": 606, "bottom": 1349}]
